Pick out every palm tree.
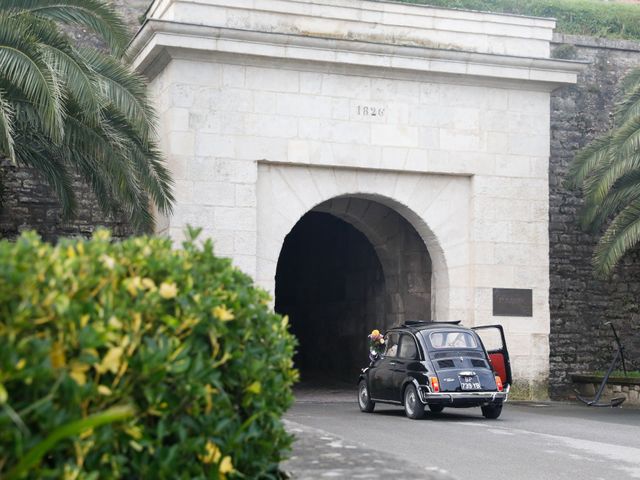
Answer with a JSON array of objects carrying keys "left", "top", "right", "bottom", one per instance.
[
  {"left": 0, "top": 0, "right": 173, "bottom": 232},
  {"left": 568, "top": 67, "right": 640, "bottom": 278}
]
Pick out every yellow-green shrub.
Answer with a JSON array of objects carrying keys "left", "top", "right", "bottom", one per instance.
[{"left": 0, "top": 228, "right": 297, "bottom": 479}]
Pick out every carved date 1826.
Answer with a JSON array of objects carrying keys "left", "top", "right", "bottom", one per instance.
[{"left": 357, "top": 105, "right": 385, "bottom": 117}]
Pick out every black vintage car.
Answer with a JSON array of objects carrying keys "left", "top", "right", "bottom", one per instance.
[{"left": 358, "top": 321, "right": 512, "bottom": 419}]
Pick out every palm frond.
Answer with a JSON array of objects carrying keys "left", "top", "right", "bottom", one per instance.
[
  {"left": 0, "top": 2, "right": 173, "bottom": 231},
  {"left": 27, "top": 15, "right": 101, "bottom": 125},
  {"left": 13, "top": 129, "right": 76, "bottom": 218},
  {"left": 614, "top": 68, "right": 640, "bottom": 121},
  {"left": 0, "top": 89, "right": 16, "bottom": 163},
  {"left": 41, "top": 45, "right": 101, "bottom": 125},
  {"left": 2, "top": 0, "right": 129, "bottom": 55},
  {"left": 580, "top": 170, "right": 640, "bottom": 231},
  {"left": 102, "top": 106, "right": 174, "bottom": 215},
  {"left": 63, "top": 109, "right": 155, "bottom": 232},
  {"left": 583, "top": 151, "right": 640, "bottom": 207},
  {"left": 593, "top": 199, "right": 640, "bottom": 277},
  {"left": 566, "top": 133, "right": 613, "bottom": 190},
  {"left": 614, "top": 86, "right": 640, "bottom": 126},
  {"left": 79, "top": 48, "right": 157, "bottom": 145},
  {"left": 611, "top": 116, "right": 640, "bottom": 160},
  {"left": 0, "top": 13, "right": 64, "bottom": 143}
]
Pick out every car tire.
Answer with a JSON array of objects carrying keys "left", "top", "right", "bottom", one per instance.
[
  {"left": 481, "top": 404, "right": 502, "bottom": 419},
  {"left": 404, "top": 385, "right": 425, "bottom": 419},
  {"left": 428, "top": 404, "right": 444, "bottom": 413},
  {"left": 358, "top": 380, "right": 375, "bottom": 413}
]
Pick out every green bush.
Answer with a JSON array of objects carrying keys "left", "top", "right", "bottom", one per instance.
[{"left": 0, "top": 229, "right": 297, "bottom": 479}]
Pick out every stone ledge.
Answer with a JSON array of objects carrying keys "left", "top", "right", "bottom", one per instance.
[
  {"left": 553, "top": 33, "right": 640, "bottom": 53},
  {"left": 572, "top": 374, "right": 640, "bottom": 386},
  {"left": 572, "top": 374, "right": 640, "bottom": 406},
  {"left": 130, "top": 19, "right": 585, "bottom": 87}
]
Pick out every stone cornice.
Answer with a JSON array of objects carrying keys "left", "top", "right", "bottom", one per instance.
[{"left": 129, "top": 19, "right": 585, "bottom": 88}]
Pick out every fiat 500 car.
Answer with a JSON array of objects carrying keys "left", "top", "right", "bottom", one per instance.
[{"left": 358, "top": 321, "right": 512, "bottom": 419}]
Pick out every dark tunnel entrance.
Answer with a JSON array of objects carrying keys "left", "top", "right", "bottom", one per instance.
[
  {"left": 275, "top": 212, "right": 385, "bottom": 384},
  {"left": 275, "top": 198, "right": 432, "bottom": 386}
]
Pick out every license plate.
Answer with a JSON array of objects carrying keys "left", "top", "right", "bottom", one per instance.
[{"left": 459, "top": 375, "right": 481, "bottom": 391}]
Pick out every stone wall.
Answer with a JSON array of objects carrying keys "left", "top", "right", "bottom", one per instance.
[
  {"left": 549, "top": 34, "right": 640, "bottom": 398},
  {"left": 0, "top": 159, "right": 133, "bottom": 241}
]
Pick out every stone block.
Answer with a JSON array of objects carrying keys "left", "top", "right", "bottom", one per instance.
[
  {"left": 321, "top": 74, "right": 370, "bottom": 99},
  {"left": 418, "top": 128, "right": 439, "bottom": 150},
  {"left": 195, "top": 133, "right": 235, "bottom": 157},
  {"left": 484, "top": 131, "right": 509, "bottom": 154},
  {"left": 203, "top": 229, "right": 234, "bottom": 255},
  {"left": 210, "top": 88, "right": 253, "bottom": 112},
  {"left": 494, "top": 153, "right": 530, "bottom": 177},
  {"left": 371, "top": 125, "right": 419, "bottom": 147},
  {"left": 167, "top": 108, "right": 190, "bottom": 131},
  {"left": 253, "top": 91, "right": 277, "bottom": 114},
  {"left": 169, "top": 132, "right": 195, "bottom": 156},
  {"left": 439, "top": 129, "right": 480, "bottom": 152},
  {"left": 235, "top": 184, "right": 256, "bottom": 207},
  {"left": 192, "top": 181, "right": 235, "bottom": 206},
  {"left": 330, "top": 97, "right": 350, "bottom": 120},
  {"left": 244, "top": 113, "right": 298, "bottom": 138},
  {"left": 235, "top": 137, "right": 287, "bottom": 161},
  {"left": 508, "top": 90, "right": 550, "bottom": 115},
  {"left": 232, "top": 254, "right": 257, "bottom": 277},
  {"left": 234, "top": 230, "right": 257, "bottom": 255},
  {"left": 215, "top": 207, "right": 256, "bottom": 231},
  {"left": 508, "top": 133, "right": 549, "bottom": 157},
  {"left": 214, "top": 158, "right": 257, "bottom": 184},
  {"left": 277, "top": 93, "right": 332, "bottom": 118},
  {"left": 577, "top": 382, "right": 596, "bottom": 397},
  {"left": 300, "top": 72, "right": 323, "bottom": 94},
  {"left": 222, "top": 64, "right": 245, "bottom": 87},
  {"left": 172, "top": 59, "right": 222, "bottom": 86},
  {"left": 246, "top": 66, "right": 299, "bottom": 93}
]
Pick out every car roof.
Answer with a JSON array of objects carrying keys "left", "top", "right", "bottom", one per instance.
[{"left": 387, "top": 321, "right": 472, "bottom": 334}]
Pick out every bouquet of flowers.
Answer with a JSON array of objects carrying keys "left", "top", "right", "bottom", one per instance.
[{"left": 368, "top": 329, "right": 385, "bottom": 362}]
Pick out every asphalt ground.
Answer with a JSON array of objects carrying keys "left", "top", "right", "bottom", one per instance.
[{"left": 284, "top": 390, "right": 640, "bottom": 480}]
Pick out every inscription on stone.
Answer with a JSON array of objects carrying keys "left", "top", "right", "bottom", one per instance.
[
  {"left": 493, "top": 288, "right": 533, "bottom": 317},
  {"left": 356, "top": 105, "right": 385, "bottom": 117}
]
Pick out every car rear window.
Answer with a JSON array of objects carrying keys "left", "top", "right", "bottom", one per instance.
[{"left": 427, "top": 331, "right": 478, "bottom": 349}]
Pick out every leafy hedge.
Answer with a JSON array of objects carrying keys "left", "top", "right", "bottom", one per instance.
[
  {"left": 399, "top": 0, "right": 640, "bottom": 41},
  {"left": 0, "top": 229, "right": 297, "bottom": 479}
]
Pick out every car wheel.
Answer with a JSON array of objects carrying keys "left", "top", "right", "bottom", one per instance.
[
  {"left": 481, "top": 404, "right": 502, "bottom": 419},
  {"left": 404, "top": 385, "right": 425, "bottom": 419},
  {"left": 358, "top": 380, "right": 375, "bottom": 413},
  {"left": 428, "top": 404, "right": 444, "bottom": 413}
]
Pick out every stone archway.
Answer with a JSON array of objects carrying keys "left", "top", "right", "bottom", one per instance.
[
  {"left": 275, "top": 198, "right": 432, "bottom": 383},
  {"left": 256, "top": 163, "right": 470, "bottom": 324}
]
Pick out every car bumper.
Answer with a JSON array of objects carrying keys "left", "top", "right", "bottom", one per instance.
[{"left": 419, "top": 386, "right": 509, "bottom": 405}]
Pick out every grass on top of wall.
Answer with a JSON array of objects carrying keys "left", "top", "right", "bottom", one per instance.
[{"left": 395, "top": 0, "right": 640, "bottom": 41}]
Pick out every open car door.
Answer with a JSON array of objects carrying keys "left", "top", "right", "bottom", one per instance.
[{"left": 473, "top": 325, "right": 512, "bottom": 388}]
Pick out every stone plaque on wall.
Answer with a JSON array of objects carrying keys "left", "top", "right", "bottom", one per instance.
[{"left": 493, "top": 288, "right": 532, "bottom": 317}]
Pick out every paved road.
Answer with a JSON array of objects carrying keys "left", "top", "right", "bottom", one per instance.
[{"left": 285, "top": 392, "right": 640, "bottom": 479}]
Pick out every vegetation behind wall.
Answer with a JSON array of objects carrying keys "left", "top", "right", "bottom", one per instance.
[{"left": 398, "top": 0, "right": 640, "bottom": 41}]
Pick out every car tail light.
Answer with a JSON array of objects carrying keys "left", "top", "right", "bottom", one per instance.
[
  {"left": 495, "top": 375, "right": 503, "bottom": 392},
  {"left": 430, "top": 377, "right": 440, "bottom": 393}
]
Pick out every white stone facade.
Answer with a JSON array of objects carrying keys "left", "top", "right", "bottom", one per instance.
[{"left": 131, "top": 0, "right": 583, "bottom": 396}]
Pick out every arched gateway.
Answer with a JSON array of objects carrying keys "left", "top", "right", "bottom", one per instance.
[
  {"left": 275, "top": 195, "right": 435, "bottom": 382},
  {"left": 129, "top": 0, "right": 583, "bottom": 397}
]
